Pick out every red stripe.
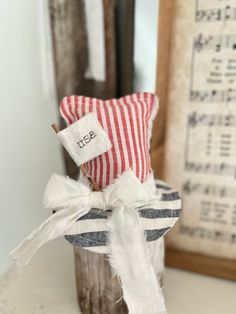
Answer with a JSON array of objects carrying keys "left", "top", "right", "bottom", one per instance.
[
  {"left": 139, "top": 96, "right": 146, "bottom": 181},
  {"left": 96, "top": 100, "right": 108, "bottom": 188},
  {"left": 75, "top": 96, "right": 79, "bottom": 120},
  {"left": 146, "top": 94, "right": 154, "bottom": 178},
  {"left": 124, "top": 95, "right": 140, "bottom": 179},
  {"left": 68, "top": 96, "right": 76, "bottom": 121},
  {"left": 66, "top": 96, "right": 75, "bottom": 123},
  {"left": 60, "top": 98, "right": 73, "bottom": 124},
  {"left": 110, "top": 99, "right": 126, "bottom": 173},
  {"left": 117, "top": 99, "right": 133, "bottom": 169},
  {"left": 60, "top": 93, "right": 156, "bottom": 186},
  {"left": 141, "top": 94, "right": 150, "bottom": 179},
  {"left": 140, "top": 94, "right": 149, "bottom": 181},
  {"left": 132, "top": 94, "right": 145, "bottom": 182},
  {"left": 81, "top": 96, "right": 86, "bottom": 116},
  {"left": 86, "top": 97, "right": 93, "bottom": 179},
  {"left": 139, "top": 97, "right": 146, "bottom": 182},
  {"left": 90, "top": 98, "right": 98, "bottom": 184},
  {"left": 104, "top": 101, "right": 118, "bottom": 184}
]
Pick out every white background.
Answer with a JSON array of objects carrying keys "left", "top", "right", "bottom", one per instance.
[
  {"left": 134, "top": 0, "right": 158, "bottom": 91},
  {"left": 0, "top": 0, "right": 63, "bottom": 273}
]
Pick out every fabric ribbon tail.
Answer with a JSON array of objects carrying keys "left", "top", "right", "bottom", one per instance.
[
  {"left": 10, "top": 205, "right": 89, "bottom": 268},
  {"left": 108, "top": 204, "right": 166, "bottom": 314}
]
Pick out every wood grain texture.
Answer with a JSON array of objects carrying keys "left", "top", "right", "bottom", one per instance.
[
  {"left": 49, "top": 0, "right": 88, "bottom": 100},
  {"left": 49, "top": 0, "right": 87, "bottom": 179},
  {"left": 166, "top": 247, "right": 236, "bottom": 280},
  {"left": 151, "top": 0, "right": 175, "bottom": 179},
  {"left": 74, "top": 248, "right": 128, "bottom": 314},
  {"left": 115, "top": 0, "right": 135, "bottom": 96},
  {"left": 49, "top": 0, "right": 117, "bottom": 179},
  {"left": 49, "top": 1, "right": 127, "bottom": 312}
]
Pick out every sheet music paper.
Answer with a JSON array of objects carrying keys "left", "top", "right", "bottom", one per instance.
[{"left": 165, "top": 0, "right": 236, "bottom": 259}]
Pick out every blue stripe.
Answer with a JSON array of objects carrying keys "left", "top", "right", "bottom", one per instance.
[
  {"left": 65, "top": 227, "right": 171, "bottom": 248},
  {"left": 65, "top": 231, "right": 108, "bottom": 247},
  {"left": 77, "top": 207, "right": 181, "bottom": 221},
  {"left": 139, "top": 208, "right": 181, "bottom": 219},
  {"left": 155, "top": 183, "right": 171, "bottom": 190},
  {"left": 160, "top": 191, "right": 180, "bottom": 201},
  {"left": 145, "top": 227, "right": 170, "bottom": 241},
  {"left": 63, "top": 181, "right": 180, "bottom": 248},
  {"left": 78, "top": 209, "right": 111, "bottom": 220}
]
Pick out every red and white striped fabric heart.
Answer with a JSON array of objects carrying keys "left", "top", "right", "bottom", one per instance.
[{"left": 60, "top": 92, "right": 158, "bottom": 189}]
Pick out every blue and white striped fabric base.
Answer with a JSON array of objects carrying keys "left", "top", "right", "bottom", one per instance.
[{"left": 64, "top": 179, "right": 181, "bottom": 254}]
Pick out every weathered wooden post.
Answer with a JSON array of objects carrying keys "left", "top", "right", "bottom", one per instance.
[{"left": 49, "top": 1, "right": 128, "bottom": 312}]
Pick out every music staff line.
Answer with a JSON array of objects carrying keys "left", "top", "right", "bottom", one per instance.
[
  {"left": 183, "top": 180, "right": 236, "bottom": 199},
  {"left": 185, "top": 162, "right": 236, "bottom": 179},
  {"left": 190, "top": 89, "right": 236, "bottom": 103},
  {"left": 196, "top": 5, "right": 236, "bottom": 23},
  {"left": 179, "top": 225, "right": 236, "bottom": 244},
  {"left": 194, "top": 33, "right": 236, "bottom": 52},
  {"left": 188, "top": 111, "right": 236, "bottom": 128}
]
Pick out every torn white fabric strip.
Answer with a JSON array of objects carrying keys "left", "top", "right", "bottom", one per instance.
[
  {"left": 10, "top": 170, "right": 177, "bottom": 313},
  {"left": 108, "top": 205, "right": 166, "bottom": 314}
]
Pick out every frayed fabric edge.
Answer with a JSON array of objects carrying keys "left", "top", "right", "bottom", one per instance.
[{"left": 107, "top": 202, "right": 166, "bottom": 314}]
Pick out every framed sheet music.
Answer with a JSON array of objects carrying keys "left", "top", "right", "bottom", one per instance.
[{"left": 153, "top": 0, "right": 236, "bottom": 280}]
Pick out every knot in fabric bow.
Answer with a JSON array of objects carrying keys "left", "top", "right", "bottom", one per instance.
[
  {"left": 10, "top": 169, "right": 167, "bottom": 314},
  {"left": 10, "top": 170, "right": 156, "bottom": 268}
]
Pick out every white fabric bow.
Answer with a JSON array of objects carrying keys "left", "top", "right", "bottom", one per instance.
[{"left": 10, "top": 169, "right": 166, "bottom": 314}]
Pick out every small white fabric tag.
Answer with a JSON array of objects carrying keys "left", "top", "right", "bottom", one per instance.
[{"left": 57, "top": 112, "right": 112, "bottom": 166}]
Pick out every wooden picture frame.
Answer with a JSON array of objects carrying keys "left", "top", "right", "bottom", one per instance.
[{"left": 153, "top": 0, "right": 236, "bottom": 280}]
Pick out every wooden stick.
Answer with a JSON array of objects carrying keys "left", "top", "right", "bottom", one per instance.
[
  {"left": 51, "top": 123, "right": 60, "bottom": 133},
  {"left": 51, "top": 123, "right": 101, "bottom": 191},
  {"left": 80, "top": 165, "right": 101, "bottom": 191}
]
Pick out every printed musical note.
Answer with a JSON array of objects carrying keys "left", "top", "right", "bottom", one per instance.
[
  {"left": 190, "top": 89, "right": 236, "bottom": 103},
  {"left": 188, "top": 111, "right": 236, "bottom": 128},
  {"left": 231, "top": 234, "right": 236, "bottom": 243},
  {"left": 185, "top": 161, "right": 236, "bottom": 178},
  {"left": 196, "top": 6, "right": 236, "bottom": 23},
  {"left": 182, "top": 180, "right": 236, "bottom": 199},
  {"left": 194, "top": 34, "right": 236, "bottom": 53},
  {"left": 180, "top": 225, "right": 235, "bottom": 243},
  {"left": 164, "top": 0, "right": 236, "bottom": 255}
]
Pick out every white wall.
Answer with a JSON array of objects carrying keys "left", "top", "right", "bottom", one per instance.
[
  {"left": 134, "top": 0, "right": 159, "bottom": 92},
  {"left": 0, "top": 1, "right": 64, "bottom": 273}
]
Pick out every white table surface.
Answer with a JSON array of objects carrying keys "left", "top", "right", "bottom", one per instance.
[{"left": 1, "top": 239, "right": 236, "bottom": 314}]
